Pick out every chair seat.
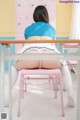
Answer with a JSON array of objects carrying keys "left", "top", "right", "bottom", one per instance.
[
  {"left": 68, "top": 60, "right": 77, "bottom": 65},
  {"left": 20, "top": 69, "right": 61, "bottom": 75},
  {"left": 63, "top": 43, "right": 79, "bottom": 48}
]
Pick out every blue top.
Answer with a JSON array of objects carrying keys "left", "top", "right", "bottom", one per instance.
[{"left": 24, "top": 22, "right": 56, "bottom": 39}]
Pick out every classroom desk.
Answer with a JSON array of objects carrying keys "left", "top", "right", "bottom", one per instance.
[{"left": 0, "top": 40, "right": 80, "bottom": 120}]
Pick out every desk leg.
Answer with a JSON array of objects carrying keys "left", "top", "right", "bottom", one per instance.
[
  {"left": 8, "top": 46, "right": 12, "bottom": 120},
  {"left": 0, "top": 45, "right": 5, "bottom": 113},
  {"left": 76, "top": 59, "right": 80, "bottom": 120}
]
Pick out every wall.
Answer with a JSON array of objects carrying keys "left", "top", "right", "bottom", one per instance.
[
  {"left": 56, "top": 1, "right": 73, "bottom": 37},
  {"left": 0, "top": 0, "right": 15, "bottom": 37},
  {"left": 0, "top": 0, "right": 73, "bottom": 38}
]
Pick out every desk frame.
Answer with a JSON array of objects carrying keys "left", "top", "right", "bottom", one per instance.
[{"left": 0, "top": 40, "right": 80, "bottom": 120}]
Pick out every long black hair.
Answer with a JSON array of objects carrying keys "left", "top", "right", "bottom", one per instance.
[{"left": 33, "top": 5, "right": 49, "bottom": 23}]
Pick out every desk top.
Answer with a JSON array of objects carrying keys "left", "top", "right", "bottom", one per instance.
[{"left": 0, "top": 40, "right": 80, "bottom": 44}]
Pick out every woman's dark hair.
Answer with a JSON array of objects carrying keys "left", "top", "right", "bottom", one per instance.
[{"left": 33, "top": 5, "right": 49, "bottom": 23}]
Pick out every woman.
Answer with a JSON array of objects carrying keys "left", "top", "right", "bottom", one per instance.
[
  {"left": 24, "top": 5, "right": 56, "bottom": 39},
  {"left": 12, "top": 5, "right": 75, "bottom": 107}
]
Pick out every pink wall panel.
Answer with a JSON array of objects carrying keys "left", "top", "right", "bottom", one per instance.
[{"left": 15, "top": 0, "right": 56, "bottom": 51}]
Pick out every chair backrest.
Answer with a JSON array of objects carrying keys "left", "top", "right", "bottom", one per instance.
[{"left": 15, "top": 36, "right": 61, "bottom": 70}]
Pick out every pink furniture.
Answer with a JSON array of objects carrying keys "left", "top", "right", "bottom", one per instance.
[
  {"left": 63, "top": 43, "right": 79, "bottom": 48},
  {"left": 62, "top": 43, "right": 79, "bottom": 67},
  {"left": 17, "top": 69, "right": 65, "bottom": 117}
]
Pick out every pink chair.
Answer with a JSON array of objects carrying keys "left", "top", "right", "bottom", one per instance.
[
  {"left": 62, "top": 43, "right": 79, "bottom": 72},
  {"left": 63, "top": 43, "right": 79, "bottom": 48},
  {"left": 17, "top": 69, "right": 65, "bottom": 117}
]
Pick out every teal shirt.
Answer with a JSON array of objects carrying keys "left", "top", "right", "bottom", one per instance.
[{"left": 24, "top": 22, "right": 56, "bottom": 39}]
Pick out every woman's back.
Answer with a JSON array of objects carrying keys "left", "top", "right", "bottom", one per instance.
[{"left": 24, "top": 22, "right": 56, "bottom": 39}]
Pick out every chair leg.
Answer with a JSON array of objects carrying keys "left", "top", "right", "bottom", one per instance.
[
  {"left": 54, "top": 80, "right": 58, "bottom": 98},
  {"left": 59, "top": 75, "right": 65, "bottom": 117},
  {"left": 17, "top": 72, "right": 23, "bottom": 116},
  {"left": 21, "top": 77, "right": 25, "bottom": 98},
  {"left": 24, "top": 79, "right": 27, "bottom": 92}
]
